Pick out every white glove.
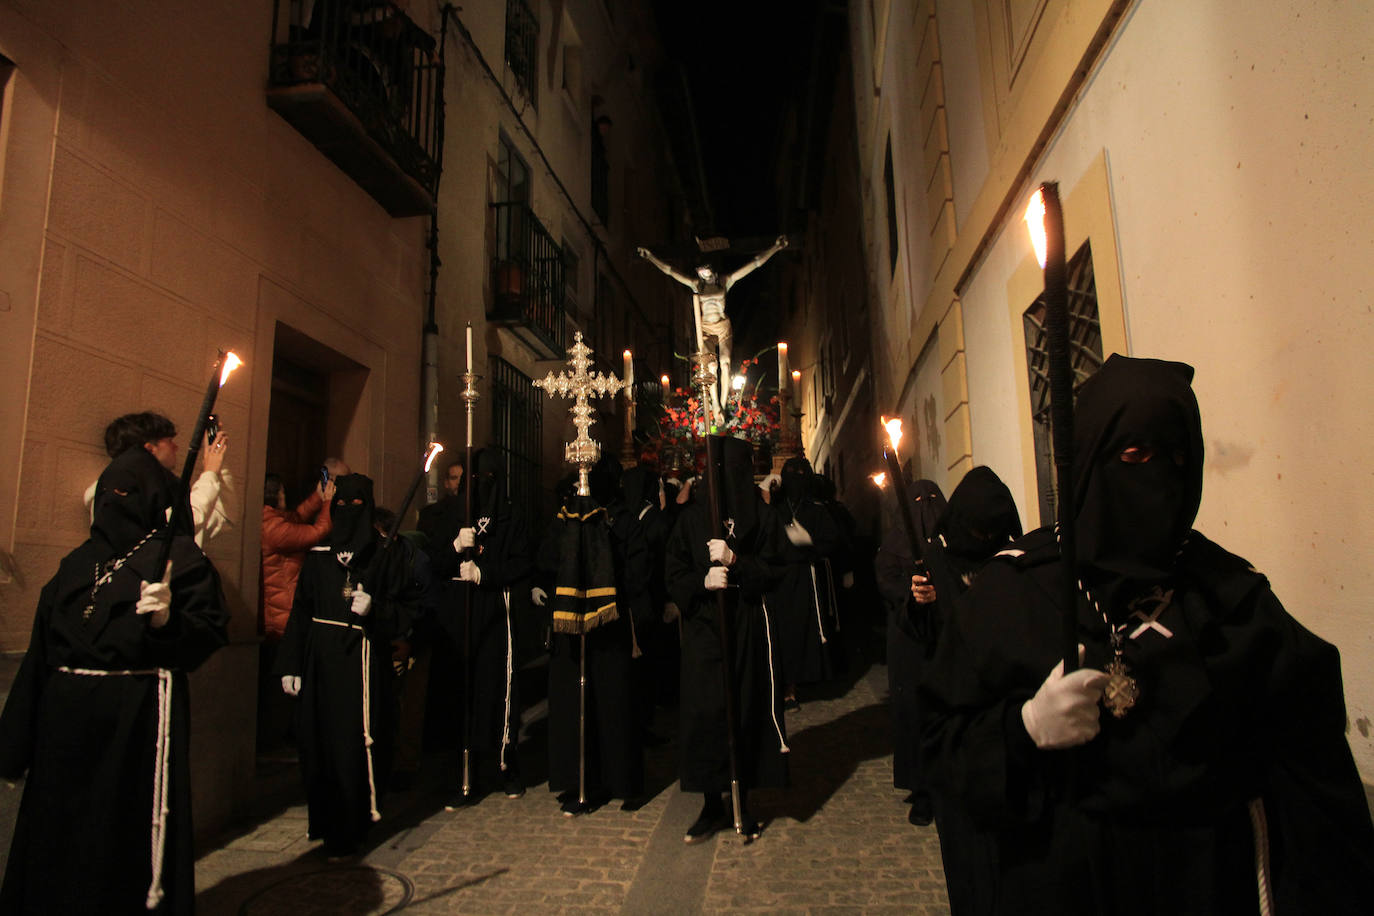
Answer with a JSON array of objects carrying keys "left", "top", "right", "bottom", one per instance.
[
  {"left": 785, "top": 519, "right": 813, "bottom": 546},
  {"left": 707, "top": 538, "right": 736, "bottom": 566},
  {"left": 842, "top": 572, "right": 854, "bottom": 589},
  {"left": 1020, "top": 648, "right": 1110, "bottom": 750},
  {"left": 136, "top": 561, "right": 173, "bottom": 629},
  {"left": 350, "top": 583, "right": 372, "bottom": 617},
  {"left": 460, "top": 560, "right": 482, "bottom": 585},
  {"left": 704, "top": 566, "right": 729, "bottom": 591},
  {"left": 453, "top": 527, "right": 476, "bottom": 551},
  {"left": 281, "top": 675, "right": 301, "bottom": 697},
  {"left": 531, "top": 586, "right": 548, "bottom": 607}
]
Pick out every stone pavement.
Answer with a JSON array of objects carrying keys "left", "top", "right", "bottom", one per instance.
[{"left": 195, "top": 651, "right": 951, "bottom": 915}]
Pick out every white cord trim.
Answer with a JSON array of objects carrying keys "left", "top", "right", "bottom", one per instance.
[
  {"left": 309, "top": 618, "right": 379, "bottom": 821},
  {"left": 808, "top": 564, "right": 828, "bottom": 645},
  {"left": 1250, "top": 797, "right": 1274, "bottom": 916},
  {"left": 56, "top": 666, "right": 172, "bottom": 910},
  {"left": 361, "top": 636, "right": 381, "bottom": 822},
  {"left": 758, "top": 598, "right": 790, "bottom": 753},
  {"left": 499, "top": 589, "right": 514, "bottom": 770}
]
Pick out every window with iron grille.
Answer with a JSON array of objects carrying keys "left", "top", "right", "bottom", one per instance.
[
  {"left": 491, "top": 356, "right": 544, "bottom": 525},
  {"left": 505, "top": 0, "right": 538, "bottom": 107},
  {"left": 1023, "top": 240, "right": 1103, "bottom": 524}
]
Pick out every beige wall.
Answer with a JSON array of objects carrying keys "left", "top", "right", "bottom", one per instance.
[
  {"left": 432, "top": 0, "right": 679, "bottom": 507},
  {"left": 0, "top": 0, "right": 429, "bottom": 834},
  {"left": 857, "top": 0, "right": 1374, "bottom": 777}
]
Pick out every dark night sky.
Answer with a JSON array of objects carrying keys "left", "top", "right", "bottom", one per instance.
[{"left": 651, "top": 0, "right": 823, "bottom": 240}]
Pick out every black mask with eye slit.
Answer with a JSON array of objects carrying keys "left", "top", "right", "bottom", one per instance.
[{"left": 1071, "top": 355, "right": 1204, "bottom": 617}]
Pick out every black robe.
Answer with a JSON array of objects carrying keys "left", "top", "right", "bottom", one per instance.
[
  {"left": 765, "top": 495, "right": 844, "bottom": 687},
  {"left": 665, "top": 495, "right": 790, "bottom": 794},
  {"left": 429, "top": 500, "right": 534, "bottom": 787},
  {"left": 540, "top": 498, "right": 649, "bottom": 802},
  {"left": 920, "top": 527, "right": 1374, "bottom": 914},
  {"left": 0, "top": 535, "right": 227, "bottom": 914}
]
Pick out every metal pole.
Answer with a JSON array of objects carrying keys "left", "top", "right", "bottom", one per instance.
[
  {"left": 460, "top": 333, "right": 481, "bottom": 797},
  {"left": 578, "top": 632, "right": 588, "bottom": 807}
]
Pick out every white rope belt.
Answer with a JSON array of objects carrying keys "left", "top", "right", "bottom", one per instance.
[
  {"left": 56, "top": 665, "right": 173, "bottom": 910},
  {"left": 758, "top": 598, "right": 791, "bottom": 753},
  {"left": 1250, "top": 797, "right": 1274, "bottom": 915},
  {"left": 309, "top": 618, "right": 380, "bottom": 822},
  {"left": 808, "top": 564, "right": 827, "bottom": 645},
  {"left": 500, "top": 589, "right": 514, "bottom": 770}
]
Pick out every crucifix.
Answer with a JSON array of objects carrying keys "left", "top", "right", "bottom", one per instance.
[
  {"left": 637, "top": 235, "right": 787, "bottom": 422},
  {"left": 533, "top": 331, "right": 628, "bottom": 495}
]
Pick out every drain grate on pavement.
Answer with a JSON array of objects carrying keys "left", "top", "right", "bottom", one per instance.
[{"left": 239, "top": 866, "right": 414, "bottom": 915}]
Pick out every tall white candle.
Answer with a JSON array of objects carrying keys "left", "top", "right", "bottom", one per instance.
[
  {"left": 466, "top": 323, "right": 473, "bottom": 372},
  {"left": 623, "top": 349, "right": 634, "bottom": 394},
  {"left": 777, "top": 342, "right": 789, "bottom": 396}
]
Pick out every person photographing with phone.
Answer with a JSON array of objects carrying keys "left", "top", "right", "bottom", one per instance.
[{"left": 82, "top": 411, "right": 237, "bottom": 547}]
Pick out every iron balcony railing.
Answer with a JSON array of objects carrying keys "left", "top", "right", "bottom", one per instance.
[
  {"left": 490, "top": 201, "right": 566, "bottom": 356},
  {"left": 268, "top": 0, "right": 443, "bottom": 215}
]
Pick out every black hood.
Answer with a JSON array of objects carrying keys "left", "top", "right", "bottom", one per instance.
[
  {"left": 328, "top": 473, "right": 377, "bottom": 557},
  {"left": 907, "top": 478, "right": 948, "bottom": 549},
  {"left": 465, "top": 448, "right": 508, "bottom": 519},
  {"left": 589, "top": 454, "right": 622, "bottom": 506},
  {"left": 1071, "top": 354, "right": 1204, "bottom": 617},
  {"left": 781, "top": 456, "right": 812, "bottom": 501},
  {"left": 712, "top": 436, "right": 760, "bottom": 541},
  {"left": 619, "top": 465, "right": 656, "bottom": 511},
  {"left": 942, "top": 466, "right": 1022, "bottom": 561},
  {"left": 91, "top": 448, "right": 186, "bottom": 559}
]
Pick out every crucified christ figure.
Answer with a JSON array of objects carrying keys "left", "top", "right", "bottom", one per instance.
[{"left": 636, "top": 235, "right": 788, "bottom": 419}]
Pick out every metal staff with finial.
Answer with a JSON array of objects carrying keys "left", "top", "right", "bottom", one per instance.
[
  {"left": 1025, "top": 183, "right": 1079, "bottom": 673},
  {"left": 460, "top": 322, "right": 481, "bottom": 799},
  {"left": 533, "top": 331, "right": 628, "bottom": 812},
  {"left": 690, "top": 348, "right": 747, "bottom": 838},
  {"left": 156, "top": 350, "right": 242, "bottom": 579}
]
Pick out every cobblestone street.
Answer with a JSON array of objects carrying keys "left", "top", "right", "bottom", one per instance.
[{"left": 195, "top": 648, "right": 950, "bottom": 915}]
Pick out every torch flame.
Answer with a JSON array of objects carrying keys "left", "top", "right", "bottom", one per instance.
[
  {"left": 219, "top": 352, "right": 243, "bottom": 387},
  {"left": 423, "top": 442, "right": 444, "bottom": 473},
  {"left": 882, "top": 416, "right": 904, "bottom": 454},
  {"left": 871, "top": 471, "right": 887, "bottom": 489},
  {"left": 1025, "top": 188, "right": 1048, "bottom": 269}
]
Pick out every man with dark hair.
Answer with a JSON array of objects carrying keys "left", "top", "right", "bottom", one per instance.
[
  {"left": 920, "top": 355, "right": 1374, "bottom": 914},
  {"left": 84, "top": 411, "right": 235, "bottom": 547}
]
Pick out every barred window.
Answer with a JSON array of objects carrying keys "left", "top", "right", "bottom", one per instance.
[
  {"left": 1023, "top": 241, "right": 1103, "bottom": 524},
  {"left": 491, "top": 356, "right": 544, "bottom": 524},
  {"left": 505, "top": 0, "right": 538, "bottom": 107}
]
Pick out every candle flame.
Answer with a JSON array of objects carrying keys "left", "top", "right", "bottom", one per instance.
[
  {"left": 871, "top": 471, "right": 887, "bottom": 489},
  {"left": 219, "top": 352, "right": 243, "bottom": 386},
  {"left": 423, "top": 442, "right": 444, "bottom": 473},
  {"left": 791, "top": 370, "right": 801, "bottom": 382},
  {"left": 882, "top": 416, "right": 904, "bottom": 453},
  {"left": 660, "top": 374, "right": 670, "bottom": 386},
  {"left": 732, "top": 374, "right": 746, "bottom": 391},
  {"left": 777, "top": 342, "right": 787, "bottom": 353},
  {"left": 1025, "top": 188, "right": 1048, "bottom": 269},
  {"left": 623, "top": 349, "right": 632, "bottom": 359}
]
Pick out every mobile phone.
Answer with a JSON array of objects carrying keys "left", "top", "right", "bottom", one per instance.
[
  {"left": 319, "top": 466, "right": 330, "bottom": 488},
  {"left": 205, "top": 414, "right": 219, "bottom": 445}
]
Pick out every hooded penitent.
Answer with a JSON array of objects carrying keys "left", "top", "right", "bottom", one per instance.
[
  {"left": 714, "top": 436, "right": 760, "bottom": 541},
  {"left": 1071, "top": 355, "right": 1203, "bottom": 618},
  {"left": 942, "top": 467, "right": 1022, "bottom": 572},
  {"left": 91, "top": 447, "right": 190, "bottom": 560},
  {"left": 327, "top": 473, "right": 377, "bottom": 559},
  {"left": 778, "top": 456, "right": 812, "bottom": 523},
  {"left": 618, "top": 465, "right": 656, "bottom": 514}
]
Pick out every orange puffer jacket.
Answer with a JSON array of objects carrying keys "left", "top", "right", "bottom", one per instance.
[{"left": 259, "top": 491, "right": 331, "bottom": 639}]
